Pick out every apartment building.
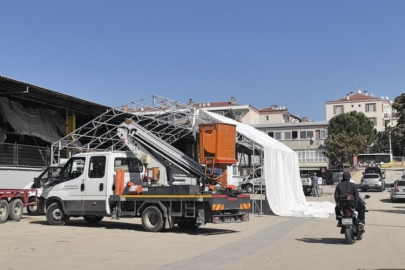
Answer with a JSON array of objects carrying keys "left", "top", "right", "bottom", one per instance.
[
  {"left": 325, "top": 90, "right": 393, "bottom": 132},
  {"left": 252, "top": 121, "right": 329, "bottom": 174},
  {"left": 189, "top": 97, "right": 260, "bottom": 125},
  {"left": 258, "top": 105, "right": 303, "bottom": 124},
  {"left": 189, "top": 97, "right": 304, "bottom": 125}
]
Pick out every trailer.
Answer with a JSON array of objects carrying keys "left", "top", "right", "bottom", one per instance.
[{"left": 0, "top": 189, "right": 37, "bottom": 223}]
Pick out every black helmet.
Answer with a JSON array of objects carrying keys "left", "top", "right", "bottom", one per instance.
[{"left": 342, "top": 171, "right": 351, "bottom": 182}]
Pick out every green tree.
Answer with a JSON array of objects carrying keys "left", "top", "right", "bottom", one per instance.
[
  {"left": 224, "top": 108, "right": 235, "bottom": 120},
  {"left": 370, "top": 127, "right": 405, "bottom": 156},
  {"left": 325, "top": 111, "right": 374, "bottom": 168},
  {"left": 392, "top": 93, "right": 405, "bottom": 126}
]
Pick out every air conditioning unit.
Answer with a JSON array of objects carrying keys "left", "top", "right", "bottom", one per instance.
[{"left": 384, "top": 113, "right": 389, "bottom": 118}]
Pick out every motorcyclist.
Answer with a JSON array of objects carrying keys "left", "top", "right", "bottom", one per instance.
[{"left": 334, "top": 171, "right": 366, "bottom": 225}]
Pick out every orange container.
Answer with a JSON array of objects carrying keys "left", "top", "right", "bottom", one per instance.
[
  {"left": 115, "top": 169, "right": 125, "bottom": 195},
  {"left": 199, "top": 123, "right": 237, "bottom": 165}
]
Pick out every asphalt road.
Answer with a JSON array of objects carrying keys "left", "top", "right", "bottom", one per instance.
[{"left": 1, "top": 169, "right": 405, "bottom": 270}]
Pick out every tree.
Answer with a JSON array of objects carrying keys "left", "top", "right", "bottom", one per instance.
[
  {"left": 224, "top": 108, "right": 235, "bottom": 120},
  {"left": 392, "top": 93, "right": 405, "bottom": 126},
  {"left": 370, "top": 127, "right": 405, "bottom": 156},
  {"left": 325, "top": 111, "right": 374, "bottom": 168}
]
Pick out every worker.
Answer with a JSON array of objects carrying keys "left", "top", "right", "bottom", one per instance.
[{"left": 311, "top": 172, "right": 320, "bottom": 197}]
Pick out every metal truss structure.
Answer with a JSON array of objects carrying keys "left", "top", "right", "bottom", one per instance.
[{"left": 51, "top": 95, "right": 266, "bottom": 215}]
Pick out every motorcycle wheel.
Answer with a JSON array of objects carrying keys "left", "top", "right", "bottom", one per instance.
[{"left": 345, "top": 228, "right": 356, "bottom": 244}]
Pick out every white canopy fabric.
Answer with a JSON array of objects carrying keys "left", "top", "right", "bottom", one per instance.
[{"left": 202, "top": 111, "right": 335, "bottom": 218}]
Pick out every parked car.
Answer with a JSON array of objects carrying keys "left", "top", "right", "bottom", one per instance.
[
  {"left": 360, "top": 168, "right": 385, "bottom": 192},
  {"left": 301, "top": 174, "right": 312, "bottom": 196},
  {"left": 23, "top": 163, "right": 65, "bottom": 215},
  {"left": 241, "top": 167, "right": 265, "bottom": 194},
  {"left": 390, "top": 180, "right": 405, "bottom": 202}
]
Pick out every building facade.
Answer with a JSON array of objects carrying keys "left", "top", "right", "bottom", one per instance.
[
  {"left": 252, "top": 121, "right": 329, "bottom": 174},
  {"left": 189, "top": 97, "right": 261, "bottom": 125},
  {"left": 189, "top": 97, "right": 305, "bottom": 125},
  {"left": 325, "top": 90, "right": 393, "bottom": 132}
]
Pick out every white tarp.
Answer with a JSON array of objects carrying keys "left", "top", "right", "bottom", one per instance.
[
  {"left": 202, "top": 111, "right": 335, "bottom": 218},
  {"left": 0, "top": 97, "right": 65, "bottom": 143}
]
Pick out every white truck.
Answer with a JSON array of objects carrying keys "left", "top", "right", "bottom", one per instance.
[{"left": 41, "top": 121, "right": 251, "bottom": 232}]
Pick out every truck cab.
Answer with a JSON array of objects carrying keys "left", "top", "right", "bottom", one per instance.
[{"left": 42, "top": 151, "right": 146, "bottom": 219}]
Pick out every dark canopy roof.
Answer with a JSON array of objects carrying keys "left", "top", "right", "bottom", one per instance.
[{"left": 0, "top": 75, "right": 111, "bottom": 115}]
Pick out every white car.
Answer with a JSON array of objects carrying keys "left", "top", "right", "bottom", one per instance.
[
  {"left": 241, "top": 167, "right": 265, "bottom": 194},
  {"left": 390, "top": 180, "right": 405, "bottom": 202},
  {"left": 24, "top": 163, "right": 65, "bottom": 215}
]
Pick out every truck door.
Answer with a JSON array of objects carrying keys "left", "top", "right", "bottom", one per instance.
[
  {"left": 83, "top": 155, "right": 108, "bottom": 215},
  {"left": 58, "top": 157, "right": 86, "bottom": 215}
]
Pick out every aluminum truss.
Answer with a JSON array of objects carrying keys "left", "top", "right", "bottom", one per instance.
[{"left": 51, "top": 95, "right": 266, "bottom": 214}]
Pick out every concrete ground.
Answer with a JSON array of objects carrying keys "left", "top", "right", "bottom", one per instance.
[{"left": 1, "top": 169, "right": 405, "bottom": 270}]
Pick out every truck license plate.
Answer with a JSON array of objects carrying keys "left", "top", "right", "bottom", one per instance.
[{"left": 342, "top": 218, "right": 353, "bottom": 225}]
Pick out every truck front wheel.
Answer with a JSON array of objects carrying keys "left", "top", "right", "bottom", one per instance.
[
  {"left": 46, "top": 202, "right": 70, "bottom": 226},
  {"left": 141, "top": 206, "right": 164, "bottom": 232}
]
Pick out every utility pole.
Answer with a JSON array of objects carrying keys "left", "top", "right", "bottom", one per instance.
[{"left": 389, "top": 130, "right": 392, "bottom": 155}]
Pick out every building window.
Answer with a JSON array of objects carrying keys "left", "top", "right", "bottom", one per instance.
[
  {"left": 275, "top": 132, "right": 282, "bottom": 140},
  {"left": 265, "top": 116, "right": 269, "bottom": 121},
  {"left": 235, "top": 111, "right": 242, "bottom": 117},
  {"left": 268, "top": 132, "right": 274, "bottom": 138},
  {"left": 320, "top": 130, "right": 326, "bottom": 139},
  {"left": 215, "top": 111, "right": 224, "bottom": 116},
  {"left": 300, "top": 131, "right": 306, "bottom": 139},
  {"left": 296, "top": 149, "right": 328, "bottom": 163},
  {"left": 307, "top": 131, "right": 314, "bottom": 139},
  {"left": 334, "top": 106, "right": 344, "bottom": 115},
  {"left": 292, "top": 131, "right": 298, "bottom": 139},
  {"left": 284, "top": 131, "right": 292, "bottom": 140},
  {"left": 369, "top": 117, "right": 377, "bottom": 126},
  {"left": 365, "top": 103, "right": 376, "bottom": 112}
]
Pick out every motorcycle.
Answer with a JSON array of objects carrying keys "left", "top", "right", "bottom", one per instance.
[{"left": 337, "top": 194, "right": 370, "bottom": 244}]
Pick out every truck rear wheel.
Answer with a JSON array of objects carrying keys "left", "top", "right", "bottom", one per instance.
[
  {"left": 141, "top": 206, "right": 164, "bottom": 232},
  {"left": 0, "top": 200, "right": 9, "bottom": 224},
  {"left": 8, "top": 199, "right": 23, "bottom": 222},
  {"left": 46, "top": 202, "right": 70, "bottom": 225},
  {"left": 83, "top": 215, "right": 103, "bottom": 224}
]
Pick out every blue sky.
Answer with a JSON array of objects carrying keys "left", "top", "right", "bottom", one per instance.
[{"left": 1, "top": 1, "right": 405, "bottom": 121}]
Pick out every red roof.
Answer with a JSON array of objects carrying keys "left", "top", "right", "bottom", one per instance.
[{"left": 335, "top": 93, "right": 379, "bottom": 102}]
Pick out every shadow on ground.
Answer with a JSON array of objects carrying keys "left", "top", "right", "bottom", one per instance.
[
  {"left": 378, "top": 198, "right": 405, "bottom": 203},
  {"left": 369, "top": 208, "right": 405, "bottom": 214},
  {"left": 29, "top": 219, "right": 238, "bottom": 236},
  {"left": 295, "top": 237, "right": 346, "bottom": 245}
]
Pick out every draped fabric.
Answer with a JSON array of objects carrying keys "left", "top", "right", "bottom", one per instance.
[{"left": 202, "top": 111, "right": 335, "bottom": 218}]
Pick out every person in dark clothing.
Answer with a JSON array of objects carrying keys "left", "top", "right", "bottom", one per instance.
[
  {"left": 311, "top": 172, "right": 320, "bottom": 197},
  {"left": 334, "top": 171, "right": 366, "bottom": 225}
]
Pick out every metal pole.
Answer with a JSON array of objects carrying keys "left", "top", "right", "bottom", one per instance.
[{"left": 389, "top": 130, "right": 392, "bottom": 155}]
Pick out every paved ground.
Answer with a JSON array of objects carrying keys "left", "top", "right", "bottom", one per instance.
[{"left": 1, "top": 168, "right": 405, "bottom": 270}]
